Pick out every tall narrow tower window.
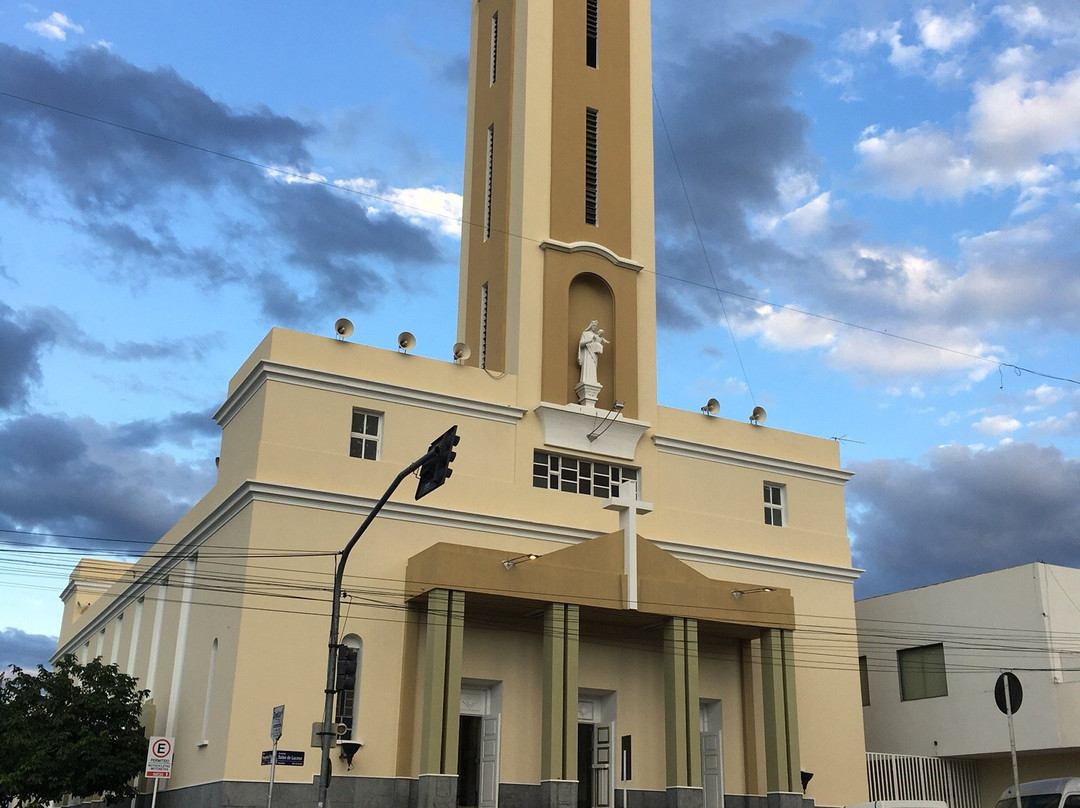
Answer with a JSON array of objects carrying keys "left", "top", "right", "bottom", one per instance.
[
  {"left": 585, "top": 108, "right": 599, "bottom": 225},
  {"left": 479, "top": 282, "right": 489, "bottom": 369},
  {"left": 586, "top": 0, "right": 598, "bottom": 68},
  {"left": 490, "top": 12, "right": 499, "bottom": 85},
  {"left": 484, "top": 124, "right": 494, "bottom": 240}
]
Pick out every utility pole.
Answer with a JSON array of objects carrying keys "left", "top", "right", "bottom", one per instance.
[{"left": 316, "top": 426, "right": 459, "bottom": 808}]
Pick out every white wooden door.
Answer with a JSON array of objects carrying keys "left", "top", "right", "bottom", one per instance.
[
  {"left": 700, "top": 703, "right": 724, "bottom": 808},
  {"left": 479, "top": 715, "right": 500, "bottom": 808},
  {"left": 593, "top": 723, "right": 614, "bottom": 808}
]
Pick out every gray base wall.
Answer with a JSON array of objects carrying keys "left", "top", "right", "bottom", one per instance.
[{"left": 131, "top": 779, "right": 819, "bottom": 808}]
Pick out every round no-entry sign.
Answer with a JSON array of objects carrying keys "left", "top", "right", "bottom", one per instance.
[{"left": 995, "top": 672, "right": 1023, "bottom": 715}]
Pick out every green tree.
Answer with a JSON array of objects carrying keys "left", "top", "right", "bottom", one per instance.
[{"left": 0, "top": 654, "right": 150, "bottom": 808}]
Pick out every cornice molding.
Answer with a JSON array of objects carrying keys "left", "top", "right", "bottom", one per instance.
[
  {"left": 539, "top": 239, "right": 644, "bottom": 272},
  {"left": 213, "top": 361, "right": 528, "bottom": 428},
  {"left": 55, "top": 479, "right": 859, "bottom": 657},
  {"left": 652, "top": 435, "right": 853, "bottom": 485}
]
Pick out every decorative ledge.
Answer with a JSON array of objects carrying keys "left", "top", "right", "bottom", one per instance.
[
  {"left": 213, "top": 360, "right": 528, "bottom": 427},
  {"left": 653, "top": 435, "right": 853, "bottom": 485},
  {"left": 539, "top": 239, "right": 644, "bottom": 272},
  {"left": 534, "top": 402, "right": 650, "bottom": 461}
]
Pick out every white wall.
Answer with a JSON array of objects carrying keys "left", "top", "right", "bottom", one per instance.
[{"left": 857, "top": 563, "right": 1080, "bottom": 758}]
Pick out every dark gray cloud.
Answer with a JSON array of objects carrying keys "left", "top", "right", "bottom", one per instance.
[
  {"left": 652, "top": 33, "right": 814, "bottom": 329},
  {"left": 108, "top": 410, "right": 219, "bottom": 450},
  {"left": 0, "top": 303, "right": 55, "bottom": 411},
  {"left": 23, "top": 305, "right": 222, "bottom": 362},
  {"left": 0, "top": 414, "right": 215, "bottom": 549},
  {"left": 0, "top": 627, "right": 57, "bottom": 671},
  {"left": 0, "top": 45, "right": 448, "bottom": 323},
  {"left": 849, "top": 442, "right": 1080, "bottom": 598}
]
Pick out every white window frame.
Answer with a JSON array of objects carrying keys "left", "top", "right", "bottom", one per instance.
[
  {"left": 763, "top": 482, "right": 786, "bottom": 527},
  {"left": 349, "top": 409, "right": 383, "bottom": 461},
  {"left": 533, "top": 450, "right": 638, "bottom": 500}
]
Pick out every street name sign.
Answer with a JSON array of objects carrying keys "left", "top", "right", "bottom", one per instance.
[{"left": 262, "top": 750, "right": 305, "bottom": 766}]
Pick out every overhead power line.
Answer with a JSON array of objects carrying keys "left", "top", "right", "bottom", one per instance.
[{"left": 1, "top": 88, "right": 1076, "bottom": 388}]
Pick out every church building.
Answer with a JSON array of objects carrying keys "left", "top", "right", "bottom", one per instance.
[{"left": 55, "top": 2, "right": 869, "bottom": 807}]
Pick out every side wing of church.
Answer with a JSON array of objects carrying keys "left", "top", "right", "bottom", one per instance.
[{"left": 55, "top": 2, "right": 869, "bottom": 807}]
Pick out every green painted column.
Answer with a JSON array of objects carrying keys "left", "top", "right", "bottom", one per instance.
[
  {"left": 541, "top": 603, "right": 579, "bottom": 781},
  {"left": 761, "top": 628, "right": 800, "bottom": 792},
  {"left": 419, "top": 589, "right": 465, "bottom": 775},
  {"left": 664, "top": 617, "right": 702, "bottom": 788}
]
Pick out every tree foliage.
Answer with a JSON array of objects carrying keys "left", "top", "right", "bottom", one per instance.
[{"left": 0, "top": 654, "right": 150, "bottom": 808}]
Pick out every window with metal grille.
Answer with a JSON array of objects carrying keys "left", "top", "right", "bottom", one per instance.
[
  {"left": 349, "top": 409, "right": 382, "bottom": 460},
  {"left": 898, "top": 643, "right": 948, "bottom": 701},
  {"left": 763, "top": 482, "right": 785, "bottom": 526},
  {"left": 586, "top": 0, "right": 598, "bottom": 68},
  {"left": 484, "top": 124, "right": 494, "bottom": 240},
  {"left": 479, "top": 282, "right": 488, "bottom": 369},
  {"left": 490, "top": 12, "right": 499, "bottom": 85},
  {"left": 585, "top": 108, "right": 598, "bottom": 225},
  {"left": 532, "top": 450, "right": 638, "bottom": 499}
]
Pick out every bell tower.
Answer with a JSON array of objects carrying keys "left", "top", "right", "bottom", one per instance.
[{"left": 456, "top": 0, "right": 657, "bottom": 422}]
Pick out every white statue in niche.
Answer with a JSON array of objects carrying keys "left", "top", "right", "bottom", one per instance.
[{"left": 577, "top": 320, "right": 610, "bottom": 387}]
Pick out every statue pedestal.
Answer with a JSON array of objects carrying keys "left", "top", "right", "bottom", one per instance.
[{"left": 575, "top": 381, "right": 602, "bottom": 409}]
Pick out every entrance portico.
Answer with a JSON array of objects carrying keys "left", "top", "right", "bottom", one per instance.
[{"left": 403, "top": 537, "right": 801, "bottom": 808}]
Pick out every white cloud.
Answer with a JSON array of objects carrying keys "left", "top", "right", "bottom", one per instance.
[
  {"left": 972, "top": 414, "right": 1023, "bottom": 435},
  {"left": 1024, "top": 383, "right": 1066, "bottom": 410},
  {"left": 1027, "top": 411, "right": 1079, "bottom": 435},
  {"left": 780, "top": 192, "right": 832, "bottom": 238},
  {"left": 25, "top": 11, "right": 83, "bottom": 41},
  {"left": 265, "top": 166, "right": 328, "bottom": 185},
  {"left": 745, "top": 304, "right": 836, "bottom": 350},
  {"left": 916, "top": 8, "right": 979, "bottom": 52},
  {"left": 970, "top": 71, "right": 1080, "bottom": 170},
  {"left": 855, "top": 125, "right": 993, "bottom": 197},
  {"left": 334, "top": 177, "right": 463, "bottom": 237},
  {"left": 994, "top": 3, "right": 1054, "bottom": 38}
]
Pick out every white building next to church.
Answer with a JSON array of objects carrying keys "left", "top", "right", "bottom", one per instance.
[{"left": 857, "top": 562, "right": 1080, "bottom": 808}]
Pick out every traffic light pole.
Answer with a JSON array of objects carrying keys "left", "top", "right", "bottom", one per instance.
[{"left": 316, "top": 427, "right": 458, "bottom": 808}]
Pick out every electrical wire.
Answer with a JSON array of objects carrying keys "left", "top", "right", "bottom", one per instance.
[{"left": 0, "top": 88, "right": 1076, "bottom": 389}]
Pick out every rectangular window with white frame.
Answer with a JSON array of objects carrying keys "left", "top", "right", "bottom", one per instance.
[
  {"left": 897, "top": 643, "right": 948, "bottom": 701},
  {"left": 349, "top": 409, "right": 383, "bottom": 461},
  {"left": 533, "top": 450, "right": 638, "bottom": 500},
  {"left": 763, "top": 482, "right": 785, "bottom": 526}
]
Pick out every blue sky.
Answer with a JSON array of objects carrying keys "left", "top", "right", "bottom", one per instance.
[{"left": 2, "top": 0, "right": 1079, "bottom": 670}]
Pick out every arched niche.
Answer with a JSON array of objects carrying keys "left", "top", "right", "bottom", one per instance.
[{"left": 567, "top": 272, "right": 616, "bottom": 408}]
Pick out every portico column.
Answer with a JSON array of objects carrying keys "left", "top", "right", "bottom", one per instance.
[
  {"left": 664, "top": 617, "right": 703, "bottom": 808},
  {"left": 418, "top": 589, "right": 465, "bottom": 808},
  {"left": 541, "top": 602, "right": 579, "bottom": 808},
  {"left": 761, "top": 628, "right": 801, "bottom": 794}
]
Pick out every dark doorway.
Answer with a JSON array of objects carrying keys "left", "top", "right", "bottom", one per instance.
[
  {"left": 457, "top": 715, "right": 482, "bottom": 808},
  {"left": 577, "top": 723, "right": 595, "bottom": 808}
]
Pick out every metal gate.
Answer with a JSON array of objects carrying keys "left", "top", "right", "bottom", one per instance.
[{"left": 867, "top": 752, "right": 979, "bottom": 808}]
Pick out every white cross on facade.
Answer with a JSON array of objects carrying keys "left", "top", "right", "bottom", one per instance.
[{"left": 603, "top": 478, "right": 653, "bottom": 610}]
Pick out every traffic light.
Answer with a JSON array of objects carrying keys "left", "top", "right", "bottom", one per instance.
[
  {"left": 415, "top": 425, "right": 460, "bottom": 499},
  {"left": 335, "top": 645, "right": 358, "bottom": 692}
]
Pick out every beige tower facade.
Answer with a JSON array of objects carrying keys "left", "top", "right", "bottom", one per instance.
[{"left": 55, "top": 3, "right": 869, "bottom": 808}]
